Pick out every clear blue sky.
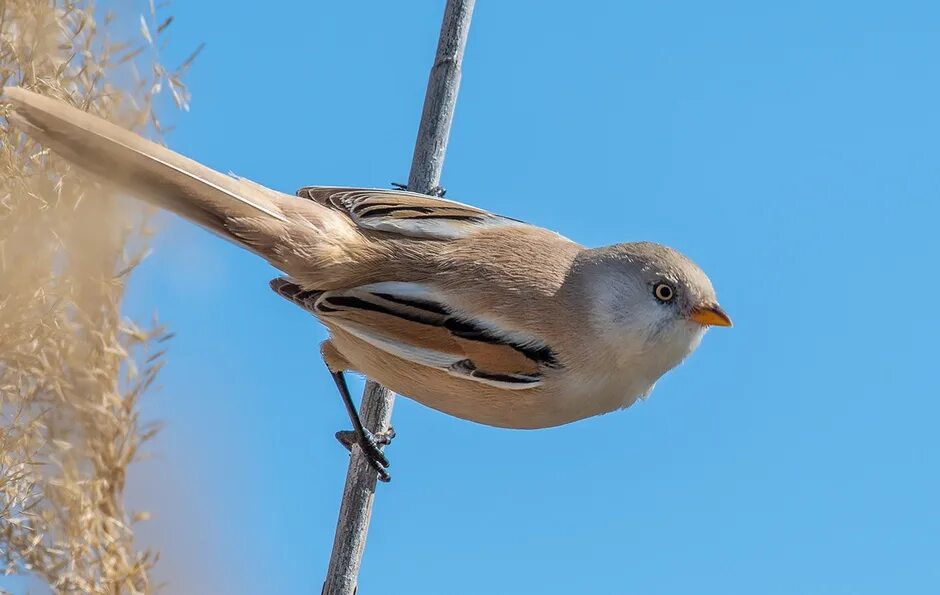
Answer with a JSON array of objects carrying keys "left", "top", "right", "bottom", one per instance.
[{"left": 8, "top": 1, "right": 940, "bottom": 593}]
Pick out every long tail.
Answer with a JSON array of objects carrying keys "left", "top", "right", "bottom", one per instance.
[{"left": 1, "top": 86, "right": 310, "bottom": 261}]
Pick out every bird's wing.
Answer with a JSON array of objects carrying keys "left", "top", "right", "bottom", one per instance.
[
  {"left": 271, "top": 278, "right": 560, "bottom": 389},
  {"left": 296, "top": 186, "right": 527, "bottom": 240}
]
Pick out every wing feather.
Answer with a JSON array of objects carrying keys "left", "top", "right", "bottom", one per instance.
[
  {"left": 295, "top": 186, "right": 526, "bottom": 240},
  {"left": 270, "top": 278, "right": 558, "bottom": 389}
]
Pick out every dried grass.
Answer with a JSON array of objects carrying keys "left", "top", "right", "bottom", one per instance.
[{"left": 0, "top": 2, "right": 196, "bottom": 593}]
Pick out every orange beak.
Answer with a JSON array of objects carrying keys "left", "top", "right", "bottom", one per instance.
[{"left": 688, "top": 303, "right": 733, "bottom": 327}]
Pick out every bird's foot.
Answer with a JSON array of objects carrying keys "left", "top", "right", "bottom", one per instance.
[
  {"left": 335, "top": 427, "right": 395, "bottom": 482},
  {"left": 390, "top": 181, "right": 446, "bottom": 197}
]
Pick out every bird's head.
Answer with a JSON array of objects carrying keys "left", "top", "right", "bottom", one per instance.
[{"left": 577, "top": 241, "right": 731, "bottom": 380}]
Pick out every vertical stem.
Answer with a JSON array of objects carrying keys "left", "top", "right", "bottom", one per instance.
[
  {"left": 322, "top": 2, "right": 475, "bottom": 594},
  {"left": 407, "top": 0, "right": 475, "bottom": 195}
]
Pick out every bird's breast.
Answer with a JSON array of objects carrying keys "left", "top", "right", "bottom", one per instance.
[{"left": 328, "top": 326, "right": 626, "bottom": 429}]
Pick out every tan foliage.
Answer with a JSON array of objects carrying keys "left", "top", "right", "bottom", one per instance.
[{"left": 0, "top": 2, "right": 196, "bottom": 593}]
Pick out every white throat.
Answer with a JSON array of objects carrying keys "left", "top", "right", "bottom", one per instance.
[{"left": 589, "top": 288, "right": 707, "bottom": 409}]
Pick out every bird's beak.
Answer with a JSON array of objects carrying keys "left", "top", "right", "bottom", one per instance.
[{"left": 688, "top": 303, "right": 733, "bottom": 327}]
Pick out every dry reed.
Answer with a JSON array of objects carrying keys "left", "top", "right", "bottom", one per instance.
[{"left": 0, "top": 2, "right": 198, "bottom": 593}]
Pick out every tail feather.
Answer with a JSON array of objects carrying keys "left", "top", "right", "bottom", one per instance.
[{"left": 2, "top": 86, "right": 289, "bottom": 253}]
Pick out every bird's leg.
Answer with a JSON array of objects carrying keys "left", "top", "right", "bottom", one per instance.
[
  {"left": 273, "top": 280, "right": 396, "bottom": 482},
  {"left": 330, "top": 371, "right": 392, "bottom": 482},
  {"left": 321, "top": 341, "right": 393, "bottom": 482}
]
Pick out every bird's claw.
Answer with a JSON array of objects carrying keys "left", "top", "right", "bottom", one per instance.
[
  {"left": 390, "top": 182, "right": 446, "bottom": 197},
  {"left": 335, "top": 427, "right": 395, "bottom": 482}
]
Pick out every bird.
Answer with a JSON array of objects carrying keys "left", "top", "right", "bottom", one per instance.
[{"left": 2, "top": 86, "right": 731, "bottom": 481}]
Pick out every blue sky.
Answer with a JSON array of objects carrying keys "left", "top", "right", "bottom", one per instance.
[{"left": 6, "top": 1, "right": 940, "bottom": 593}]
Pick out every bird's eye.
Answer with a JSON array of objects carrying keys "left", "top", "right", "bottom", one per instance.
[{"left": 653, "top": 283, "right": 675, "bottom": 302}]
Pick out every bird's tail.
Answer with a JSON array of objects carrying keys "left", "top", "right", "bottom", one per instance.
[{"left": 1, "top": 86, "right": 349, "bottom": 269}]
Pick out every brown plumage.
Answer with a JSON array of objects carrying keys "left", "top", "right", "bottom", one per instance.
[{"left": 3, "top": 86, "right": 731, "bottom": 436}]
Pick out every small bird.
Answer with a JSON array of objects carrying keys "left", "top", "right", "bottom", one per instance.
[{"left": 3, "top": 87, "right": 731, "bottom": 481}]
